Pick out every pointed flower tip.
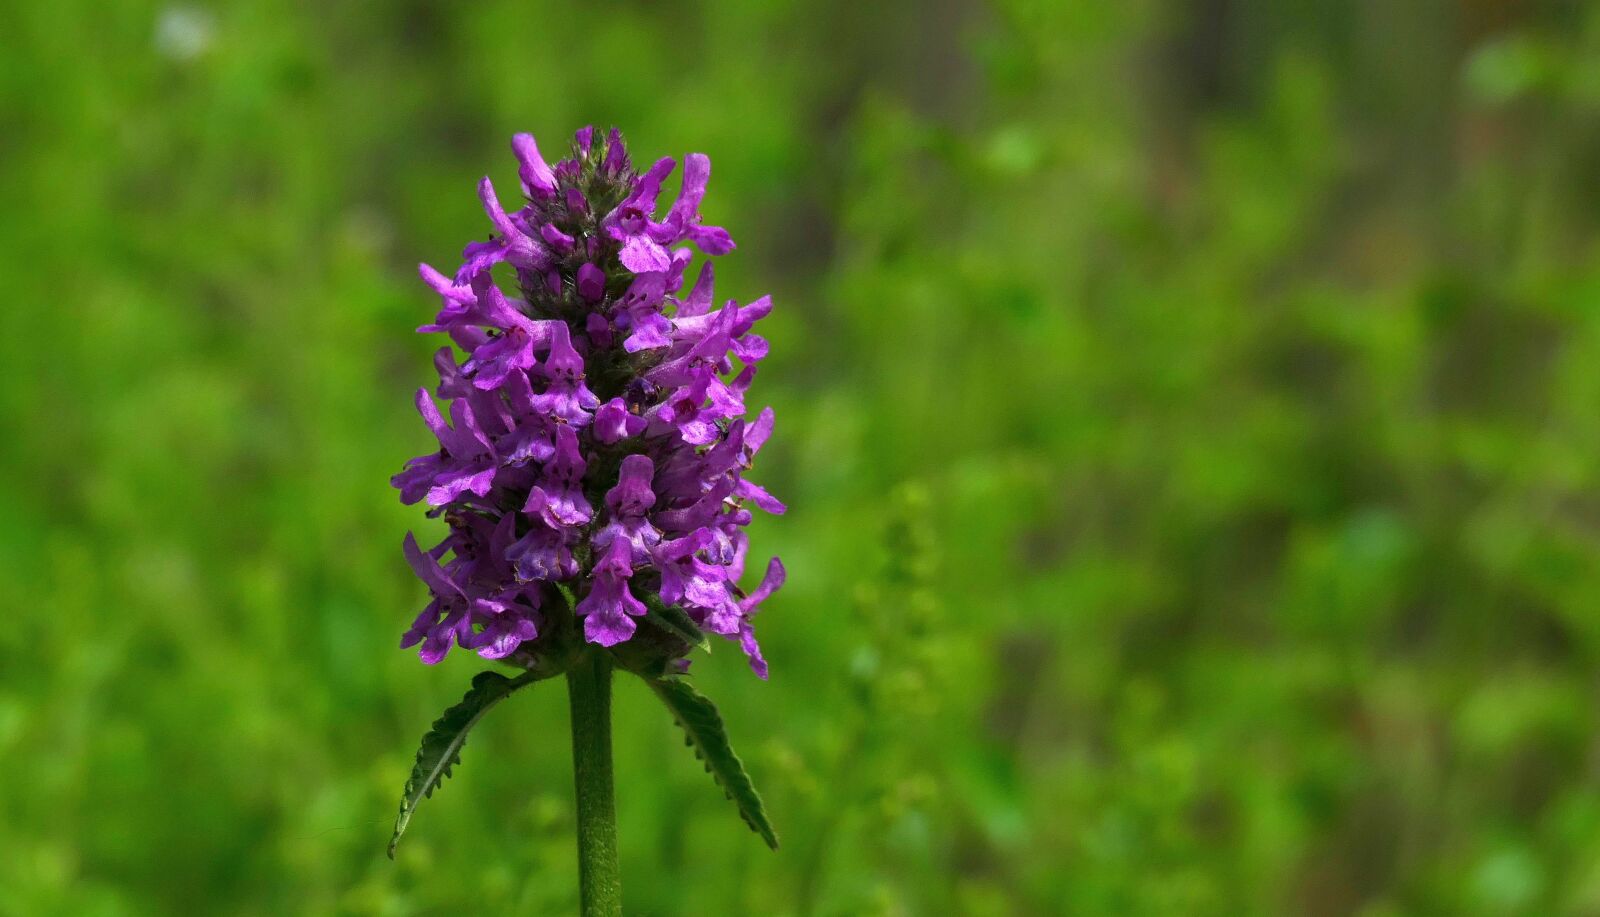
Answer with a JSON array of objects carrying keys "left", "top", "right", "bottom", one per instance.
[{"left": 512, "top": 132, "right": 557, "bottom": 195}]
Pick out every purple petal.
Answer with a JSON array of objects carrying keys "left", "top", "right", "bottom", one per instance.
[
  {"left": 605, "top": 454, "right": 656, "bottom": 517},
  {"left": 622, "top": 310, "right": 672, "bottom": 353},
  {"left": 741, "top": 557, "right": 786, "bottom": 613},
  {"left": 413, "top": 388, "right": 453, "bottom": 448},
  {"left": 632, "top": 156, "right": 677, "bottom": 211},
  {"left": 511, "top": 132, "right": 557, "bottom": 197},
  {"left": 735, "top": 479, "right": 786, "bottom": 515},
  {"left": 619, "top": 236, "right": 672, "bottom": 273},
  {"left": 681, "top": 262, "right": 715, "bottom": 317},
  {"left": 477, "top": 176, "right": 520, "bottom": 239},
  {"left": 669, "top": 153, "right": 711, "bottom": 229},
  {"left": 688, "top": 224, "right": 735, "bottom": 255},
  {"left": 403, "top": 532, "right": 464, "bottom": 598},
  {"left": 583, "top": 607, "right": 637, "bottom": 647},
  {"left": 585, "top": 311, "right": 615, "bottom": 349},
  {"left": 739, "top": 623, "right": 769, "bottom": 679},
  {"left": 593, "top": 398, "right": 645, "bottom": 444},
  {"left": 577, "top": 262, "right": 607, "bottom": 302},
  {"left": 541, "top": 223, "right": 575, "bottom": 251},
  {"left": 603, "top": 128, "right": 629, "bottom": 173}
]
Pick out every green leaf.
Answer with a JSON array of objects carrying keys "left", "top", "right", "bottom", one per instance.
[
  {"left": 648, "top": 677, "right": 779, "bottom": 850},
  {"left": 388, "top": 670, "right": 535, "bottom": 858},
  {"left": 642, "top": 597, "right": 712, "bottom": 653}
]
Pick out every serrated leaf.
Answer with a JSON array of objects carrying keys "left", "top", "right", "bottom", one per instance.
[
  {"left": 649, "top": 677, "right": 779, "bottom": 850},
  {"left": 642, "top": 597, "right": 712, "bottom": 653},
  {"left": 388, "top": 670, "right": 535, "bottom": 858}
]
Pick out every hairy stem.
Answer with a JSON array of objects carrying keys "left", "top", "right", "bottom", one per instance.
[{"left": 567, "top": 650, "right": 621, "bottom": 916}]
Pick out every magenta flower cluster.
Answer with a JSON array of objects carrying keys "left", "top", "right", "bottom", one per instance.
[{"left": 392, "top": 127, "right": 783, "bottom": 677}]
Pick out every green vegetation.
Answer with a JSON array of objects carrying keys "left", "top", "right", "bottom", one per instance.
[{"left": 6, "top": 1, "right": 1600, "bottom": 913}]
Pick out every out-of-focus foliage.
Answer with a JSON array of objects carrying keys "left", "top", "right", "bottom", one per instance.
[{"left": 5, "top": 1, "right": 1600, "bottom": 914}]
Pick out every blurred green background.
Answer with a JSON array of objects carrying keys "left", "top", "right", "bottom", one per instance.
[{"left": 7, "top": 0, "right": 1600, "bottom": 914}]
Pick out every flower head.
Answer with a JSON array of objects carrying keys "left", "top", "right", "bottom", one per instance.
[{"left": 393, "top": 128, "right": 783, "bottom": 677}]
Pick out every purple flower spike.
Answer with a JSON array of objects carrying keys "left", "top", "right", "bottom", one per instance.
[{"left": 392, "top": 127, "right": 783, "bottom": 671}]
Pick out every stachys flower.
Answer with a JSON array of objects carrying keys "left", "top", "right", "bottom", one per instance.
[
  {"left": 389, "top": 132, "right": 785, "bottom": 904},
  {"left": 392, "top": 127, "right": 785, "bottom": 677}
]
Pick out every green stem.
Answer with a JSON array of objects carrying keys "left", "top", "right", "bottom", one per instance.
[{"left": 567, "top": 650, "right": 621, "bottom": 916}]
